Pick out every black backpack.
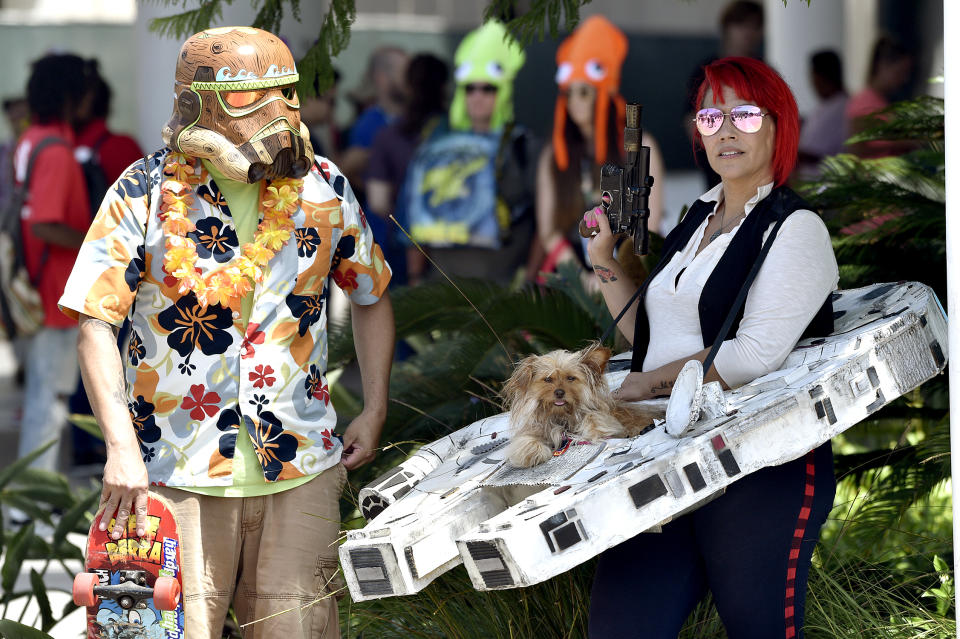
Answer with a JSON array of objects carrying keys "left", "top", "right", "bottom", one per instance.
[
  {"left": 75, "top": 132, "right": 111, "bottom": 217},
  {"left": 0, "top": 136, "right": 67, "bottom": 338}
]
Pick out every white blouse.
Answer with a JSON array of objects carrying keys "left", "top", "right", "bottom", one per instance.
[{"left": 642, "top": 182, "right": 839, "bottom": 387}]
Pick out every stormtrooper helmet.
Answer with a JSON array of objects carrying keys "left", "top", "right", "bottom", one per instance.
[{"left": 162, "top": 26, "right": 314, "bottom": 183}]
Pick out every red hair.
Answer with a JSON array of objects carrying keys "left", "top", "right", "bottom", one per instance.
[{"left": 693, "top": 57, "right": 799, "bottom": 186}]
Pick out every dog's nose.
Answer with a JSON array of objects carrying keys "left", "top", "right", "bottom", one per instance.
[{"left": 554, "top": 388, "right": 565, "bottom": 398}]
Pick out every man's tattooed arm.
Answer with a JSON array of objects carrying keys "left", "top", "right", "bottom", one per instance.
[
  {"left": 79, "top": 316, "right": 126, "bottom": 408},
  {"left": 593, "top": 264, "right": 618, "bottom": 284},
  {"left": 80, "top": 315, "right": 118, "bottom": 337},
  {"left": 109, "top": 363, "right": 127, "bottom": 408}
]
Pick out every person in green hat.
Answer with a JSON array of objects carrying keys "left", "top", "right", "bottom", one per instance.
[
  {"left": 448, "top": 20, "right": 524, "bottom": 133},
  {"left": 403, "top": 21, "right": 541, "bottom": 285}
]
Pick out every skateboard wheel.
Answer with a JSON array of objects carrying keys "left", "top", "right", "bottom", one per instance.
[
  {"left": 73, "top": 572, "right": 100, "bottom": 607},
  {"left": 153, "top": 576, "right": 181, "bottom": 610}
]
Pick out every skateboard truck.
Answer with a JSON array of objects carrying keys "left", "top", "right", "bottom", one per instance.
[{"left": 74, "top": 570, "right": 181, "bottom": 611}]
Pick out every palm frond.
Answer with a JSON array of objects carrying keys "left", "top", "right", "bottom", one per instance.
[
  {"left": 250, "top": 0, "right": 299, "bottom": 34},
  {"left": 799, "top": 94, "right": 946, "bottom": 302},
  {"left": 846, "top": 96, "right": 944, "bottom": 144},
  {"left": 484, "top": 0, "right": 586, "bottom": 44},
  {"left": 148, "top": 0, "right": 229, "bottom": 39},
  {"left": 295, "top": 0, "right": 355, "bottom": 97},
  {"left": 809, "top": 151, "right": 945, "bottom": 216}
]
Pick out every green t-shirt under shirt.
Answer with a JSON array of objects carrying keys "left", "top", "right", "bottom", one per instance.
[{"left": 177, "top": 161, "right": 319, "bottom": 497}]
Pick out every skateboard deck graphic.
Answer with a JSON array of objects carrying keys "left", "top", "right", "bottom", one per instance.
[{"left": 74, "top": 492, "right": 185, "bottom": 638}]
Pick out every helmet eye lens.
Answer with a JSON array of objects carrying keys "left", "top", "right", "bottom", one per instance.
[{"left": 223, "top": 90, "right": 265, "bottom": 108}]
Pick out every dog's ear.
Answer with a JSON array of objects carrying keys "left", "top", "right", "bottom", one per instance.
[
  {"left": 501, "top": 355, "right": 538, "bottom": 409},
  {"left": 580, "top": 344, "right": 612, "bottom": 376}
]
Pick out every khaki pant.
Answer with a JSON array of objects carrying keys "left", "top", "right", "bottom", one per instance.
[{"left": 155, "top": 463, "right": 347, "bottom": 638}]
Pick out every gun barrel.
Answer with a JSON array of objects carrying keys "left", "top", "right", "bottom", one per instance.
[{"left": 624, "top": 103, "right": 641, "bottom": 154}]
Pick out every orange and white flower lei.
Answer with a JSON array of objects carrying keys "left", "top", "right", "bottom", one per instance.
[{"left": 159, "top": 152, "right": 303, "bottom": 308}]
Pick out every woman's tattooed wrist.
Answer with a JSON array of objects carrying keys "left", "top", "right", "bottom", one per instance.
[
  {"left": 593, "top": 265, "right": 618, "bottom": 283},
  {"left": 650, "top": 380, "right": 674, "bottom": 395}
]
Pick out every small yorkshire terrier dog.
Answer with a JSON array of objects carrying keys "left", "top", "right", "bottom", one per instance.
[{"left": 501, "top": 344, "right": 664, "bottom": 467}]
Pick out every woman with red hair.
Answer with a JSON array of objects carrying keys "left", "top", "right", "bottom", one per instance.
[{"left": 584, "top": 57, "right": 837, "bottom": 638}]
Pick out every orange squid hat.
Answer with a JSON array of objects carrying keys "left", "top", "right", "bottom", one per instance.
[{"left": 552, "top": 15, "right": 628, "bottom": 171}]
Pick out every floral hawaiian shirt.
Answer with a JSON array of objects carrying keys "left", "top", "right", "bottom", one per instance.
[{"left": 59, "top": 150, "right": 391, "bottom": 487}]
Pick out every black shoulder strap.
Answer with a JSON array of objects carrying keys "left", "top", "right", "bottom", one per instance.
[
  {"left": 701, "top": 214, "right": 788, "bottom": 377},
  {"left": 312, "top": 157, "right": 333, "bottom": 189},
  {"left": 419, "top": 114, "right": 444, "bottom": 144},
  {"left": 598, "top": 258, "right": 665, "bottom": 345},
  {"left": 92, "top": 131, "right": 111, "bottom": 156},
  {"left": 494, "top": 121, "right": 517, "bottom": 184},
  {"left": 142, "top": 153, "right": 153, "bottom": 213}
]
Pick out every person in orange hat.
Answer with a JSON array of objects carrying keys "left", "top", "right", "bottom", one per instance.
[{"left": 535, "top": 15, "right": 664, "bottom": 282}]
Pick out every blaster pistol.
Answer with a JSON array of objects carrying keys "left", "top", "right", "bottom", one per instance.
[{"left": 579, "top": 102, "right": 655, "bottom": 255}]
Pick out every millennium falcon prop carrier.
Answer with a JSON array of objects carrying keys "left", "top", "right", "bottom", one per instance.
[{"left": 340, "top": 282, "right": 947, "bottom": 601}]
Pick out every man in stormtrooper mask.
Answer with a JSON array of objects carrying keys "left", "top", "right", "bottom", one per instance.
[{"left": 62, "top": 26, "right": 394, "bottom": 638}]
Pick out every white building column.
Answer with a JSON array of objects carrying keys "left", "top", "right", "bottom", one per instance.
[
  {"left": 133, "top": 3, "right": 185, "bottom": 152},
  {"left": 843, "top": 0, "right": 879, "bottom": 95},
  {"left": 764, "top": 0, "right": 846, "bottom": 118},
  {"left": 942, "top": 0, "right": 959, "bottom": 623}
]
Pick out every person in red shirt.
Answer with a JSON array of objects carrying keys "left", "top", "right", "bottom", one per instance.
[
  {"left": 74, "top": 59, "right": 144, "bottom": 187},
  {"left": 845, "top": 36, "right": 914, "bottom": 159},
  {"left": 13, "top": 53, "right": 91, "bottom": 478}
]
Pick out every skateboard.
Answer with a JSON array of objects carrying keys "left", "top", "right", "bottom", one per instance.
[{"left": 73, "top": 492, "right": 185, "bottom": 638}]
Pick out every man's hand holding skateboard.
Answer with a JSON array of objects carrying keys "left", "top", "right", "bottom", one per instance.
[{"left": 99, "top": 440, "right": 150, "bottom": 540}]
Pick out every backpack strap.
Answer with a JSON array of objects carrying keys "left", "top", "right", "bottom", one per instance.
[
  {"left": 418, "top": 114, "right": 444, "bottom": 144},
  {"left": 23, "top": 137, "right": 69, "bottom": 190},
  {"left": 494, "top": 121, "right": 516, "bottom": 182},
  {"left": 92, "top": 131, "right": 111, "bottom": 156},
  {"left": 493, "top": 122, "right": 521, "bottom": 235},
  {"left": 8, "top": 135, "right": 71, "bottom": 231},
  {"left": 312, "top": 157, "right": 344, "bottom": 203},
  {"left": 18, "top": 136, "right": 70, "bottom": 284},
  {"left": 313, "top": 158, "right": 330, "bottom": 186}
]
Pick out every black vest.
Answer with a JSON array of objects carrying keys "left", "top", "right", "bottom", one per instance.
[{"left": 630, "top": 186, "right": 834, "bottom": 372}]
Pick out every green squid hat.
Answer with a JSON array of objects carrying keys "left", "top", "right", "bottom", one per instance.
[{"left": 449, "top": 20, "right": 526, "bottom": 132}]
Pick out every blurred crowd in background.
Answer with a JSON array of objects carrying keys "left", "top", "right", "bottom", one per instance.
[{"left": 0, "top": 0, "right": 931, "bottom": 480}]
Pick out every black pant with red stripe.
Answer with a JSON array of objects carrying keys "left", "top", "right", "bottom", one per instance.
[{"left": 589, "top": 443, "right": 835, "bottom": 639}]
